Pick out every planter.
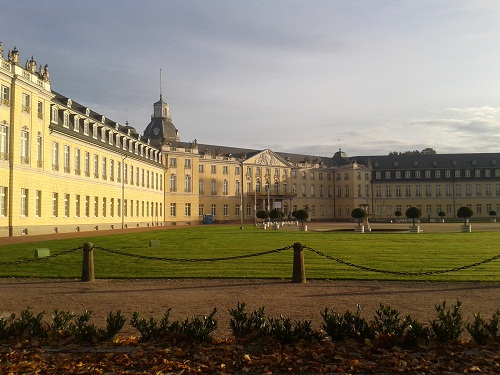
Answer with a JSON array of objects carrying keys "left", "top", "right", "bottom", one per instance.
[
  {"left": 272, "top": 224, "right": 280, "bottom": 230},
  {"left": 491, "top": 218, "right": 496, "bottom": 223},
  {"left": 354, "top": 226, "right": 364, "bottom": 233},
  {"left": 299, "top": 225, "right": 307, "bottom": 232},
  {"left": 409, "top": 225, "right": 421, "bottom": 233},
  {"left": 461, "top": 225, "right": 472, "bottom": 233}
]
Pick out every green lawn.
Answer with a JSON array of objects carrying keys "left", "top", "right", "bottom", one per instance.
[{"left": 0, "top": 225, "right": 499, "bottom": 281}]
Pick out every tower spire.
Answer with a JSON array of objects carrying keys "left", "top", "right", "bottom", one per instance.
[{"left": 160, "top": 69, "right": 163, "bottom": 100}]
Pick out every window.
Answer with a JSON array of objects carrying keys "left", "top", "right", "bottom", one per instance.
[
  {"left": 455, "top": 184, "right": 462, "bottom": 196},
  {"left": 170, "top": 157, "right": 177, "bottom": 167},
  {"left": 75, "top": 194, "right": 80, "bottom": 217},
  {"left": 64, "top": 194, "right": 70, "bottom": 217},
  {"left": 103, "top": 157, "right": 107, "bottom": 179},
  {"left": 235, "top": 204, "right": 240, "bottom": 216},
  {"left": 405, "top": 185, "right": 411, "bottom": 197},
  {"left": 375, "top": 186, "right": 381, "bottom": 197},
  {"left": 435, "top": 170, "right": 441, "bottom": 178},
  {"left": 475, "top": 169, "right": 481, "bottom": 177},
  {"left": 117, "top": 198, "right": 121, "bottom": 217},
  {"left": 199, "top": 164, "right": 204, "bottom": 173},
  {"left": 22, "top": 93, "right": 30, "bottom": 113},
  {"left": 223, "top": 204, "right": 228, "bottom": 216},
  {"left": 477, "top": 204, "right": 482, "bottom": 214},
  {"left": 235, "top": 180, "right": 240, "bottom": 194},
  {"left": 51, "top": 106, "right": 58, "bottom": 123},
  {"left": 184, "top": 159, "right": 191, "bottom": 168},
  {"left": 85, "top": 195, "right": 90, "bottom": 217},
  {"left": 375, "top": 172, "right": 381, "bottom": 179},
  {"left": 223, "top": 180, "right": 228, "bottom": 195},
  {"left": 385, "top": 186, "right": 391, "bottom": 197},
  {"left": 246, "top": 166, "right": 252, "bottom": 175},
  {"left": 94, "top": 197, "right": 99, "bottom": 217},
  {"left": 63, "top": 112, "right": 69, "bottom": 128},
  {"left": 405, "top": 171, "right": 411, "bottom": 178},
  {"left": 85, "top": 152, "right": 90, "bottom": 177},
  {"left": 235, "top": 166, "right": 240, "bottom": 175},
  {"left": 52, "top": 193, "right": 58, "bottom": 217},
  {"left": 0, "top": 187, "right": 7, "bottom": 216},
  {"left": 170, "top": 203, "right": 176, "bottom": 217},
  {"left": 426, "top": 185, "right": 432, "bottom": 197},
  {"left": 94, "top": 155, "right": 99, "bottom": 178},
  {"left": 415, "top": 171, "right": 421, "bottom": 178},
  {"left": 21, "top": 188, "right": 28, "bottom": 216},
  {"left": 110, "top": 198, "right": 114, "bottom": 217},
  {"left": 170, "top": 174, "right": 177, "bottom": 192},
  {"left": 185, "top": 203, "right": 191, "bottom": 216},
  {"left": 185, "top": 174, "right": 191, "bottom": 192},
  {"left": 415, "top": 185, "right": 421, "bottom": 197},
  {"left": 63, "top": 145, "right": 70, "bottom": 172},
  {"left": 51, "top": 142, "right": 59, "bottom": 170},
  {"left": 211, "top": 165, "right": 217, "bottom": 174},
  {"left": 385, "top": 171, "right": 391, "bottom": 179},
  {"left": 20, "top": 129, "right": 29, "bottom": 163},
  {"left": 83, "top": 121, "right": 89, "bottom": 135},
  {"left": 1, "top": 85, "right": 10, "bottom": 106},
  {"left": 37, "top": 101, "right": 43, "bottom": 119},
  {"left": 211, "top": 180, "right": 217, "bottom": 195},
  {"left": 476, "top": 184, "right": 482, "bottom": 196},
  {"left": 223, "top": 166, "right": 228, "bottom": 174},
  {"left": 425, "top": 170, "right": 431, "bottom": 178},
  {"left": 211, "top": 204, "right": 216, "bottom": 216},
  {"left": 246, "top": 204, "right": 251, "bottom": 216},
  {"left": 73, "top": 116, "right": 79, "bottom": 132},
  {"left": 0, "top": 124, "right": 8, "bottom": 158}
]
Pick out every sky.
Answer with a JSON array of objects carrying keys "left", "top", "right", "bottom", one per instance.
[{"left": 1, "top": 0, "right": 500, "bottom": 157}]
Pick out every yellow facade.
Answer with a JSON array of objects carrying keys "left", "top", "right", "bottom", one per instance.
[{"left": 1, "top": 41, "right": 499, "bottom": 237}]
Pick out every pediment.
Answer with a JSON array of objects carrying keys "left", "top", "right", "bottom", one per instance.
[{"left": 246, "top": 149, "right": 290, "bottom": 167}]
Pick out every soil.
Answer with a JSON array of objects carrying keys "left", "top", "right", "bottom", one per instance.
[{"left": 1, "top": 278, "right": 499, "bottom": 338}]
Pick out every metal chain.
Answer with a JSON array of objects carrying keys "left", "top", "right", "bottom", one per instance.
[
  {"left": 94, "top": 245, "right": 293, "bottom": 262},
  {"left": 304, "top": 245, "right": 500, "bottom": 276},
  {"left": 0, "top": 246, "right": 83, "bottom": 266}
]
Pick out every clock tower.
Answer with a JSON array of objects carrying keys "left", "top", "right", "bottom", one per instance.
[{"left": 143, "top": 93, "right": 180, "bottom": 147}]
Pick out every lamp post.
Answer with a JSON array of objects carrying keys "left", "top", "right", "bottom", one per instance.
[
  {"left": 239, "top": 158, "right": 244, "bottom": 229},
  {"left": 121, "top": 155, "right": 127, "bottom": 229}
]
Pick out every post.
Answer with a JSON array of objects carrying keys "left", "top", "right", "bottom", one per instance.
[
  {"left": 292, "top": 242, "right": 306, "bottom": 283},
  {"left": 81, "top": 242, "right": 95, "bottom": 282}
]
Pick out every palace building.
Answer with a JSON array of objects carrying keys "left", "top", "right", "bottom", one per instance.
[{"left": 1, "top": 42, "right": 499, "bottom": 236}]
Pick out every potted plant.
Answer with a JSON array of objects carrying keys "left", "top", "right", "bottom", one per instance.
[
  {"left": 294, "top": 209, "right": 309, "bottom": 231},
  {"left": 457, "top": 206, "right": 473, "bottom": 232},
  {"left": 489, "top": 210, "right": 497, "bottom": 223},
  {"left": 394, "top": 210, "right": 402, "bottom": 223},
  {"left": 256, "top": 210, "right": 269, "bottom": 228},
  {"left": 351, "top": 208, "right": 366, "bottom": 233},
  {"left": 438, "top": 211, "right": 446, "bottom": 223},
  {"left": 269, "top": 209, "right": 284, "bottom": 229},
  {"left": 405, "top": 206, "right": 422, "bottom": 233}
]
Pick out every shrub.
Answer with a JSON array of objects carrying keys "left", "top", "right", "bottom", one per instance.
[
  {"left": 256, "top": 210, "right": 269, "bottom": 223},
  {"left": 351, "top": 208, "right": 366, "bottom": 226},
  {"left": 431, "top": 300, "right": 463, "bottom": 342},
  {"left": 405, "top": 207, "right": 422, "bottom": 226},
  {"left": 322, "top": 306, "right": 374, "bottom": 342},
  {"left": 130, "top": 309, "right": 172, "bottom": 341},
  {"left": 294, "top": 209, "right": 309, "bottom": 226},
  {"left": 229, "top": 302, "right": 267, "bottom": 338},
  {"left": 457, "top": 206, "right": 473, "bottom": 225}
]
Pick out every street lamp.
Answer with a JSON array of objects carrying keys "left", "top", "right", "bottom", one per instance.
[
  {"left": 121, "top": 154, "right": 128, "bottom": 229},
  {"left": 239, "top": 158, "right": 244, "bottom": 229}
]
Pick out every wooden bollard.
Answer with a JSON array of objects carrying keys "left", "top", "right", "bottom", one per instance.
[
  {"left": 81, "top": 242, "right": 95, "bottom": 282},
  {"left": 292, "top": 242, "right": 306, "bottom": 283}
]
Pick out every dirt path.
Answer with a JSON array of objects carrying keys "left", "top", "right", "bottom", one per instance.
[{"left": 1, "top": 278, "right": 499, "bottom": 337}]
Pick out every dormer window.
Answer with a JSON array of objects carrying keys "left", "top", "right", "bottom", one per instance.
[
  {"left": 51, "top": 106, "right": 58, "bottom": 123},
  {"left": 73, "top": 116, "right": 79, "bottom": 132},
  {"left": 83, "top": 121, "right": 89, "bottom": 135},
  {"left": 92, "top": 124, "right": 98, "bottom": 139},
  {"left": 63, "top": 112, "right": 69, "bottom": 128}
]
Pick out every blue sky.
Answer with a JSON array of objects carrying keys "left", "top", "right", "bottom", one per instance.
[{"left": 1, "top": 0, "right": 500, "bottom": 156}]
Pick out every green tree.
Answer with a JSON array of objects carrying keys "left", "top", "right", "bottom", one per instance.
[
  {"left": 256, "top": 210, "right": 269, "bottom": 223},
  {"left": 351, "top": 208, "right": 366, "bottom": 226},
  {"left": 438, "top": 211, "right": 446, "bottom": 222},
  {"left": 457, "top": 207, "right": 473, "bottom": 225},
  {"left": 294, "top": 209, "right": 309, "bottom": 226},
  {"left": 394, "top": 210, "right": 402, "bottom": 221},
  {"left": 269, "top": 209, "right": 284, "bottom": 221},
  {"left": 405, "top": 207, "right": 422, "bottom": 226}
]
